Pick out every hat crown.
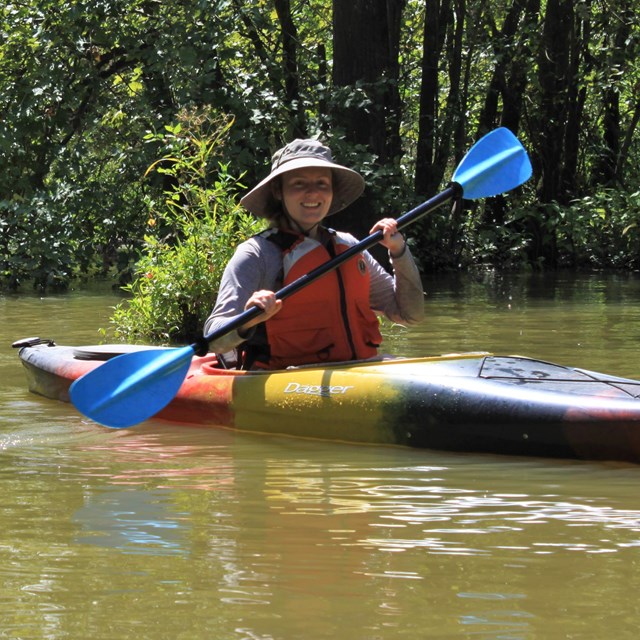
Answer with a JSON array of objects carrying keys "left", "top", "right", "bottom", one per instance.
[{"left": 272, "top": 139, "right": 332, "bottom": 171}]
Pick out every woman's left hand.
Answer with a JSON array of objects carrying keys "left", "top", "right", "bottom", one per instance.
[{"left": 370, "top": 218, "right": 406, "bottom": 258}]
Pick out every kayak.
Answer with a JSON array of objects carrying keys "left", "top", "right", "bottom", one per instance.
[{"left": 14, "top": 338, "right": 640, "bottom": 463}]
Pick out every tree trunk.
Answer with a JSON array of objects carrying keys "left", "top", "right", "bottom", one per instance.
[
  {"left": 521, "top": 0, "right": 575, "bottom": 266},
  {"left": 332, "top": 0, "right": 405, "bottom": 241},
  {"left": 476, "top": 0, "right": 539, "bottom": 233},
  {"left": 274, "top": 0, "right": 306, "bottom": 138},
  {"left": 415, "top": 0, "right": 453, "bottom": 198},
  {"left": 478, "top": 0, "right": 539, "bottom": 136},
  {"left": 619, "top": 97, "right": 640, "bottom": 185},
  {"left": 592, "top": 4, "right": 632, "bottom": 187},
  {"left": 536, "top": 0, "right": 574, "bottom": 205}
]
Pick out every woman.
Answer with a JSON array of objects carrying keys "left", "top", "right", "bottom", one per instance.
[{"left": 204, "top": 138, "right": 424, "bottom": 369}]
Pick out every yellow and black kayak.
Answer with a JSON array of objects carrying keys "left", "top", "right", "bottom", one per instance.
[{"left": 14, "top": 339, "right": 640, "bottom": 464}]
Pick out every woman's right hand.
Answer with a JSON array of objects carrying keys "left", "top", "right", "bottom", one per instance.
[{"left": 239, "top": 290, "right": 283, "bottom": 333}]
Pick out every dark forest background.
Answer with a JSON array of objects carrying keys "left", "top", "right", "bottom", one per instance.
[{"left": 2, "top": 0, "right": 639, "bottom": 295}]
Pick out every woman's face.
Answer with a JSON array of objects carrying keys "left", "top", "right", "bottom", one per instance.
[{"left": 274, "top": 167, "right": 333, "bottom": 232}]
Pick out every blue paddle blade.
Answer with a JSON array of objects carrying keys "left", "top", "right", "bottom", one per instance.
[
  {"left": 452, "top": 127, "right": 532, "bottom": 200},
  {"left": 70, "top": 346, "right": 195, "bottom": 428}
]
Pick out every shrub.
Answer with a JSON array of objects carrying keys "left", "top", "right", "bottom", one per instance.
[
  {"left": 559, "top": 189, "right": 640, "bottom": 269},
  {"left": 108, "top": 109, "right": 265, "bottom": 344}
]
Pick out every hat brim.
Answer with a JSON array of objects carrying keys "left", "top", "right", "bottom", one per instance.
[{"left": 240, "top": 157, "right": 365, "bottom": 218}]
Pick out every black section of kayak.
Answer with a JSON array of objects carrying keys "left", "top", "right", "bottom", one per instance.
[{"left": 390, "top": 357, "right": 640, "bottom": 462}]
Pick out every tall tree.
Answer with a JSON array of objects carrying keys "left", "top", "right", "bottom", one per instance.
[
  {"left": 274, "top": 0, "right": 306, "bottom": 138},
  {"left": 534, "top": 0, "right": 576, "bottom": 205},
  {"left": 413, "top": 0, "right": 469, "bottom": 198},
  {"left": 477, "top": 0, "right": 540, "bottom": 136},
  {"left": 473, "top": 0, "right": 539, "bottom": 238},
  {"left": 591, "top": 1, "right": 635, "bottom": 186},
  {"left": 331, "top": 0, "right": 406, "bottom": 239}
]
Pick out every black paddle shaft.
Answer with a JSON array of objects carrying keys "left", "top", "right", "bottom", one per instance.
[{"left": 192, "top": 183, "right": 460, "bottom": 356}]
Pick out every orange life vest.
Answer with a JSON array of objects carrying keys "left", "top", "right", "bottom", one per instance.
[{"left": 248, "top": 229, "right": 382, "bottom": 369}]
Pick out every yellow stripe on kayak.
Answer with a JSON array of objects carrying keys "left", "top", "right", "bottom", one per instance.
[{"left": 231, "top": 364, "right": 403, "bottom": 444}]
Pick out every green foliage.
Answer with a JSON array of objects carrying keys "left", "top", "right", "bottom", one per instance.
[
  {"left": 437, "top": 189, "right": 640, "bottom": 272},
  {"left": 108, "top": 110, "right": 265, "bottom": 344},
  {"left": 557, "top": 190, "right": 640, "bottom": 269},
  {"left": 1, "top": 0, "right": 639, "bottom": 284},
  {"left": 0, "top": 195, "right": 77, "bottom": 291}
]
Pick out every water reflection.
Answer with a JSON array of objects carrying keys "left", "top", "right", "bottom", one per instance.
[
  {"left": 257, "top": 448, "right": 640, "bottom": 558},
  {"left": 2, "top": 421, "right": 640, "bottom": 639},
  {"left": 78, "top": 428, "right": 237, "bottom": 491},
  {"left": 73, "top": 487, "right": 188, "bottom": 555},
  {"left": 68, "top": 428, "right": 240, "bottom": 555}
]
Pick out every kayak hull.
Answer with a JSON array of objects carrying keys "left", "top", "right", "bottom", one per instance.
[{"left": 16, "top": 342, "right": 640, "bottom": 463}]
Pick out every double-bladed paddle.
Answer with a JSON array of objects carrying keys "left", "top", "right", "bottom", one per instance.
[{"left": 70, "top": 127, "right": 532, "bottom": 428}]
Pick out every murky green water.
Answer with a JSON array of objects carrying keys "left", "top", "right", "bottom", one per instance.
[{"left": 2, "top": 273, "right": 640, "bottom": 639}]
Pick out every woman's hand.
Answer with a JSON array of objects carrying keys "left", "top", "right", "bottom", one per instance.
[
  {"left": 239, "top": 290, "right": 283, "bottom": 334},
  {"left": 370, "top": 218, "right": 406, "bottom": 258}
]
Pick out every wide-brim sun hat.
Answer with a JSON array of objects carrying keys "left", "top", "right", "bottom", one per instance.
[{"left": 240, "top": 139, "right": 365, "bottom": 218}]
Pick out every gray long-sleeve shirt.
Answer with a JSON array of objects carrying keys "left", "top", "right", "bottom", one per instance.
[{"left": 204, "top": 230, "right": 425, "bottom": 355}]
